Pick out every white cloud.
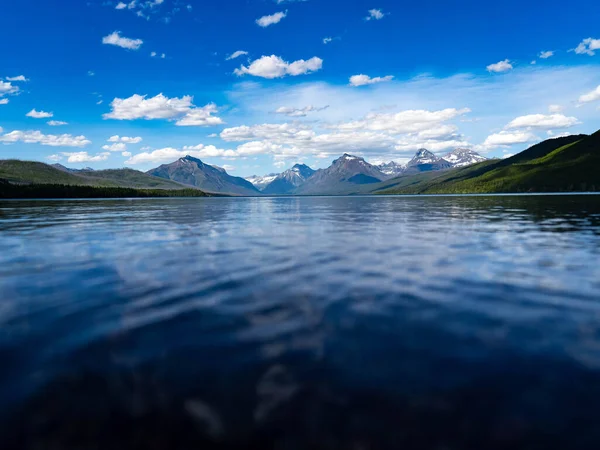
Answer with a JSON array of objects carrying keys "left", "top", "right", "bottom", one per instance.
[
  {"left": 108, "top": 135, "right": 143, "bottom": 143},
  {"left": 486, "top": 59, "right": 513, "bottom": 73},
  {"left": 126, "top": 145, "right": 237, "bottom": 165},
  {"left": 103, "top": 143, "right": 127, "bottom": 152},
  {"left": 0, "top": 99, "right": 8, "bottom": 105},
  {"left": 548, "top": 104, "right": 563, "bottom": 113},
  {"left": 234, "top": 55, "right": 323, "bottom": 78},
  {"left": 0, "top": 130, "right": 91, "bottom": 147},
  {"left": 349, "top": 74, "right": 394, "bottom": 87},
  {"left": 573, "top": 38, "right": 600, "bottom": 56},
  {"left": 62, "top": 152, "right": 110, "bottom": 163},
  {"left": 578, "top": 85, "right": 600, "bottom": 104},
  {"left": 26, "top": 109, "right": 54, "bottom": 119},
  {"left": 256, "top": 11, "right": 287, "bottom": 27},
  {"left": 102, "top": 31, "right": 143, "bottom": 50},
  {"left": 6, "top": 75, "right": 28, "bottom": 82},
  {"left": 115, "top": 2, "right": 128, "bottom": 9},
  {"left": 365, "top": 9, "right": 386, "bottom": 20},
  {"left": 505, "top": 114, "right": 579, "bottom": 129},
  {"left": 226, "top": 50, "right": 248, "bottom": 60},
  {"left": 47, "top": 120, "right": 68, "bottom": 126},
  {"left": 539, "top": 51, "right": 554, "bottom": 59},
  {"left": 122, "top": 151, "right": 132, "bottom": 157},
  {"left": 222, "top": 164, "right": 236, "bottom": 172},
  {"left": 224, "top": 65, "right": 599, "bottom": 161},
  {"left": 175, "top": 104, "right": 224, "bottom": 126},
  {"left": 275, "top": 105, "right": 329, "bottom": 117},
  {"left": 103, "top": 93, "right": 224, "bottom": 126},
  {"left": 482, "top": 130, "right": 539, "bottom": 149},
  {"left": 323, "top": 37, "right": 332, "bottom": 44},
  {"left": 0, "top": 81, "right": 19, "bottom": 97},
  {"left": 216, "top": 107, "right": 471, "bottom": 160},
  {"left": 88, "top": 71, "right": 95, "bottom": 77},
  {"left": 47, "top": 154, "right": 63, "bottom": 162},
  {"left": 151, "top": 52, "right": 166, "bottom": 58}
]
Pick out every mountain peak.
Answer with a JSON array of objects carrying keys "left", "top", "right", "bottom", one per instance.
[
  {"left": 181, "top": 155, "right": 203, "bottom": 164},
  {"left": 442, "top": 148, "right": 488, "bottom": 168},
  {"left": 415, "top": 148, "right": 436, "bottom": 158}
]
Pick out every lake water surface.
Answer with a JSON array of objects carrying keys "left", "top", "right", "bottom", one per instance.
[{"left": 1, "top": 195, "right": 600, "bottom": 449}]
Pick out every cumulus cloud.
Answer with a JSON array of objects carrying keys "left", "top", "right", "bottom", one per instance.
[
  {"left": 275, "top": 105, "right": 329, "bottom": 117},
  {"left": 62, "top": 152, "right": 110, "bottom": 163},
  {"left": 573, "top": 38, "right": 600, "bottom": 56},
  {"left": 349, "top": 74, "right": 394, "bottom": 86},
  {"left": 103, "top": 143, "right": 127, "bottom": 152},
  {"left": 0, "top": 130, "right": 91, "bottom": 147},
  {"left": 126, "top": 145, "right": 236, "bottom": 165},
  {"left": 226, "top": 50, "right": 248, "bottom": 60},
  {"left": 213, "top": 107, "right": 471, "bottom": 160},
  {"left": 108, "top": 135, "right": 143, "bottom": 143},
  {"left": 539, "top": 51, "right": 554, "bottom": 59},
  {"left": 486, "top": 59, "right": 513, "bottom": 73},
  {"left": 6, "top": 75, "right": 28, "bottom": 82},
  {"left": 256, "top": 11, "right": 287, "bottom": 27},
  {"left": 0, "top": 81, "right": 19, "bottom": 97},
  {"left": 102, "top": 31, "right": 143, "bottom": 50},
  {"left": 482, "top": 130, "right": 538, "bottom": 149},
  {"left": 0, "top": 99, "right": 8, "bottom": 105},
  {"left": 122, "top": 151, "right": 132, "bottom": 157},
  {"left": 234, "top": 55, "right": 323, "bottom": 78},
  {"left": 103, "top": 93, "right": 224, "bottom": 126},
  {"left": 505, "top": 114, "right": 579, "bottom": 129},
  {"left": 47, "top": 120, "right": 68, "bottom": 126},
  {"left": 578, "top": 85, "right": 600, "bottom": 104},
  {"left": 175, "top": 104, "right": 224, "bottom": 126},
  {"left": 26, "top": 109, "right": 54, "bottom": 119},
  {"left": 365, "top": 9, "right": 386, "bottom": 20}
]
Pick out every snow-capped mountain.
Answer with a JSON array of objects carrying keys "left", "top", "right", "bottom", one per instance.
[
  {"left": 376, "top": 161, "right": 405, "bottom": 177},
  {"left": 403, "top": 149, "right": 452, "bottom": 174},
  {"left": 262, "top": 164, "right": 316, "bottom": 195},
  {"left": 246, "top": 173, "right": 279, "bottom": 191},
  {"left": 442, "top": 148, "right": 488, "bottom": 168}
]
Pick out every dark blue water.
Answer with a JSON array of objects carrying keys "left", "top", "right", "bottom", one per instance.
[{"left": 1, "top": 195, "right": 600, "bottom": 449}]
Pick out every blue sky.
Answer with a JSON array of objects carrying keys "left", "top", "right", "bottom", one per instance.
[{"left": 1, "top": 0, "right": 599, "bottom": 177}]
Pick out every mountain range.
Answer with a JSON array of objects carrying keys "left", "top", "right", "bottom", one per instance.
[
  {"left": 243, "top": 148, "right": 487, "bottom": 195},
  {"left": 1, "top": 133, "right": 598, "bottom": 197}
]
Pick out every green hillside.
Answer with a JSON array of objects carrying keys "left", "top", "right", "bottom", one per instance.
[
  {"left": 376, "top": 133, "right": 599, "bottom": 194},
  {"left": 0, "top": 160, "right": 193, "bottom": 190}
]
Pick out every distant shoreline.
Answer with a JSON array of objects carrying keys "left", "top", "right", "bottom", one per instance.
[{"left": 0, "top": 181, "right": 210, "bottom": 199}]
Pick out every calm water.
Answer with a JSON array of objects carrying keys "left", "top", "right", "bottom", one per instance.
[{"left": 1, "top": 195, "right": 600, "bottom": 449}]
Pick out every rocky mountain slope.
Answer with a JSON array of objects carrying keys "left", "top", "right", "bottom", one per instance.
[
  {"left": 148, "top": 156, "right": 260, "bottom": 196},
  {"left": 294, "top": 154, "right": 387, "bottom": 195}
]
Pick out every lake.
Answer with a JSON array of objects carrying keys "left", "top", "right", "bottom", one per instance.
[{"left": 1, "top": 195, "right": 600, "bottom": 449}]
